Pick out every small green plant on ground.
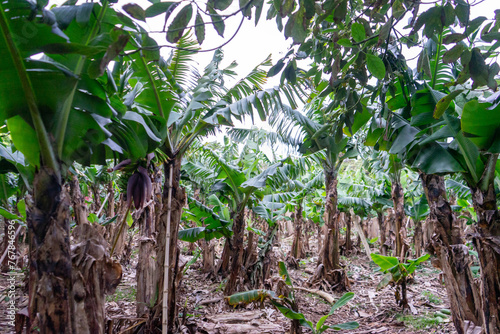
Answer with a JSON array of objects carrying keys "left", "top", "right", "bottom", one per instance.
[
  {"left": 370, "top": 253, "right": 430, "bottom": 309},
  {"left": 130, "top": 248, "right": 139, "bottom": 260},
  {"left": 183, "top": 248, "right": 201, "bottom": 274},
  {"left": 368, "top": 237, "right": 378, "bottom": 246},
  {"left": 396, "top": 310, "right": 450, "bottom": 330},
  {"left": 422, "top": 291, "right": 442, "bottom": 305},
  {"left": 227, "top": 261, "right": 359, "bottom": 333},
  {"left": 106, "top": 285, "right": 137, "bottom": 303}
]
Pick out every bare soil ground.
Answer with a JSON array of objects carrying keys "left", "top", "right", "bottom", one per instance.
[
  {"left": 172, "top": 236, "right": 457, "bottom": 334},
  {"left": 0, "top": 232, "right": 458, "bottom": 334}
]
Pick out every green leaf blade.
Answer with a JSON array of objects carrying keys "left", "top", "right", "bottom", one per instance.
[
  {"left": 167, "top": 5, "right": 193, "bottom": 43},
  {"left": 366, "top": 54, "right": 386, "bottom": 80}
]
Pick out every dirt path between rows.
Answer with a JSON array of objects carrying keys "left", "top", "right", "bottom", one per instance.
[{"left": 0, "top": 234, "right": 457, "bottom": 333}]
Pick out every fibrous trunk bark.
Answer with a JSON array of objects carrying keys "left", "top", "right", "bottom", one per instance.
[
  {"left": 28, "top": 168, "right": 73, "bottom": 333},
  {"left": 216, "top": 238, "right": 231, "bottom": 276},
  {"left": 91, "top": 185, "right": 101, "bottom": 214},
  {"left": 320, "top": 172, "right": 339, "bottom": 271},
  {"left": 151, "top": 157, "right": 185, "bottom": 333},
  {"left": 353, "top": 216, "right": 371, "bottom": 257},
  {"left": 244, "top": 230, "right": 256, "bottom": 268},
  {"left": 377, "top": 210, "right": 388, "bottom": 255},
  {"left": 72, "top": 223, "right": 122, "bottom": 334},
  {"left": 69, "top": 173, "right": 88, "bottom": 226},
  {"left": 291, "top": 204, "right": 305, "bottom": 259},
  {"left": 469, "top": 183, "right": 500, "bottom": 334},
  {"left": 108, "top": 194, "right": 129, "bottom": 256},
  {"left": 391, "top": 181, "right": 405, "bottom": 258},
  {"left": 414, "top": 219, "right": 423, "bottom": 258},
  {"left": 247, "top": 224, "right": 278, "bottom": 288},
  {"left": 317, "top": 224, "right": 323, "bottom": 254},
  {"left": 304, "top": 219, "right": 312, "bottom": 254},
  {"left": 201, "top": 239, "right": 215, "bottom": 274},
  {"left": 68, "top": 173, "right": 123, "bottom": 334},
  {"left": 421, "top": 173, "right": 481, "bottom": 334},
  {"left": 309, "top": 170, "right": 347, "bottom": 291},
  {"left": 345, "top": 212, "right": 352, "bottom": 252},
  {"left": 136, "top": 206, "right": 157, "bottom": 317},
  {"left": 224, "top": 208, "right": 246, "bottom": 295},
  {"left": 106, "top": 180, "right": 115, "bottom": 218}
]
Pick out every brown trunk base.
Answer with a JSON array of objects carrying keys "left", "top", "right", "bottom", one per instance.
[
  {"left": 72, "top": 224, "right": 122, "bottom": 334},
  {"left": 136, "top": 207, "right": 157, "bottom": 318},
  {"left": 148, "top": 159, "right": 185, "bottom": 333},
  {"left": 224, "top": 209, "right": 247, "bottom": 296},
  {"left": 201, "top": 239, "right": 215, "bottom": 275},
  {"left": 216, "top": 239, "right": 231, "bottom": 276},
  {"left": 473, "top": 234, "right": 500, "bottom": 334},
  {"left": 306, "top": 263, "right": 349, "bottom": 292},
  {"left": 28, "top": 168, "right": 73, "bottom": 334}
]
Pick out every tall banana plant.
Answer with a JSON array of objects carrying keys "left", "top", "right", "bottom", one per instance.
[
  {"left": 267, "top": 78, "right": 369, "bottom": 290},
  {"left": 0, "top": 2, "right": 164, "bottom": 332},
  {"left": 365, "top": 6, "right": 500, "bottom": 330},
  {"left": 198, "top": 148, "right": 282, "bottom": 295},
  {"left": 124, "top": 33, "right": 303, "bottom": 331}
]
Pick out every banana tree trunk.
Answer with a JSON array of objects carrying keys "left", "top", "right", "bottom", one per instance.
[
  {"left": 137, "top": 168, "right": 162, "bottom": 317},
  {"left": 28, "top": 168, "right": 73, "bottom": 333},
  {"left": 136, "top": 206, "right": 157, "bottom": 317},
  {"left": 304, "top": 219, "right": 312, "bottom": 253},
  {"left": 244, "top": 230, "right": 256, "bottom": 268},
  {"left": 345, "top": 212, "right": 352, "bottom": 252},
  {"left": 224, "top": 207, "right": 246, "bottom": 295},
  {"left": 201, "top": 239, "right": 215, "bottom": 274},
  {"left": 107, "top": 180, "right": 115, "bottom": 218},
  {"left": 151, "top": 157, "right": 185, "bottom": 333},
  {"left": 321, "top": 171, "right": 340, "bottom": 270},
  {"left": 317, "top": 224, "right": 323, "bottom": 253},
  {"left": 469, "top": 183, "right": 500, "bottom": 334},
  {"left": 69, "top": 174, "right": 88, "bottom": 226},
  {"left": 72, "top": 223, "right": 122, "bottom": 334},
  {"left": 216, "top": 238, "right": 231, "bottom": 276},
  {"left": 291, "top": 204, "right": 305, "bottom": 259},
  {"left": 247, "top": 223, "right": 278, "bottom": 288},
  {"left": 310, "top": 169, "right": 347, "bottom": 290},
  {"left": 421, "top": 173, "right": 481, "bottom": 334},
  {"left": 377, "top": 210, "right": 387, "bottom": 255},
  {"left": 110, "top": 195, "right": 129, "bottom": 258},
  {"left": 413, "top": 219, "right": 423, "bottom": 258},
  {"left": 391, "top": 180, "right": 405, "bottom": 258},
  {"left": 91, "top": 186, "right": 101, "bottom": 214}
]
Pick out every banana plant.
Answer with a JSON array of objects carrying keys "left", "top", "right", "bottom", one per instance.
[
  {"left": 0, "top": 1, "right": 165, "bottom": 331},
  {"left": 377, "top": 63, "right": 500, "bottom": 334},
  {"left": 266, "top": 74, "right": 370, "bottom": 289},
  {"left": 364, "top": 9, "right": 500, "bottom": 327},
  {"left": 178, "top": 195, "right": 232, "bottom": 243},
  {"left": 122, "top": 28, "right": 303, "bottom": 330},
  {"left": 371, "top": 253, "right": 430, "bottom": 309},
  {"left": 227, "top": 261, "right": 359, "bottom": 334},
  {"left": 199, "top": 148, "right": 283, "bottom": 295}
]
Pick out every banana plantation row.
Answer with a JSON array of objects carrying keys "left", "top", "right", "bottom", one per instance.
[{"left": 0, "top": 0, "right": 499, "bottom": 333}]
